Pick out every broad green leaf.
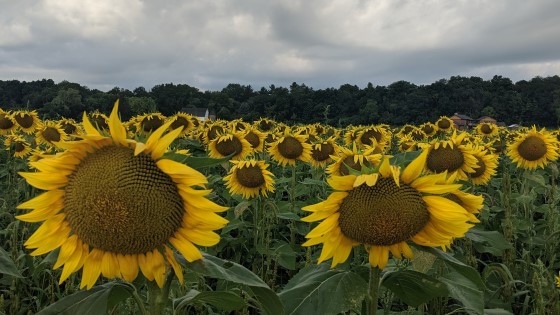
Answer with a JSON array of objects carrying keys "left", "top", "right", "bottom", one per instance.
[
  {"left": 522, "top": 172, "right": 546, "bottom": 187},
  {"left": 0, "top": 247, "right": 23, "bottom": 278},
  {"left": 382, "top": 270, "right": 448, "bottom": 307},
  {"left": 36, "top": 282, "right": 133, "bottom": 315},
  {"left": 174, "top": 290, "right": 246, "bottom": 312},
  {"left": 466, "top": 226, "right": 512, "bottom": 256},
  {"left": 424, "top": 247, "right": 485, "bottom": 315},
  {"left": 389, "top": 150, "right": 422, "bottom": 168},
  {"left": 179, "top": 253, "right": 284, "bottom": 315},
  {"left": 279, "top": 263, "right": 367, "bottom": 315}
]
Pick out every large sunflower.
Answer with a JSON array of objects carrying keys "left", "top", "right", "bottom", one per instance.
[
  {"left": 302, "top": 151, "right": 478, "bottom": 269},
  {"left": 506, "top": 126, "right": 559, "bottom": 170},
  {"left": 223, "top": 159, "right": 275, "bottom": 199},
  {"left": 17, "top": 101, "right": 228, "bottom": 289},
  {"left": 267, "top": 131, "right": 312, "bottom": 166}
]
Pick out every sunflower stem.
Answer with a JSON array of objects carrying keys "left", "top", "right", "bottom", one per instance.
[
  {"left": 368, "top": 265, "right": 381, "bottom": 315},
  {"left": 147, "top": 273, "right": 174, "bottom": 315},
  {"left": 131, "top": 287, "right": 148, "bottom": 315}
]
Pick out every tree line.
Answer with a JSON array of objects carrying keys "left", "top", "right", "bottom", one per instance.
[{"left": 1, "top": 75, "right": 560, "bottom": 127}]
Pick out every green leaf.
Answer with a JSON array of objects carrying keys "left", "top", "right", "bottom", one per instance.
[
  {"left": 179, "top": 253, "right": 284, "bottom": 315},
  {"left": 36, "top": 282, "right": 133, "bottom": 315},
  {"left": 424, "top": 247, "right": 485, "bottom": 315},
  {"left": 389, "top": 150, "right": 422, "bottom": 168},
  {"left": 466, "top": 226, "right": 512, "bottom": 256},
  {"left": 382, "top": 270, "right": 448, "bottom": 307},
  {"left": 0, "top": 247, "right": 23, "bottom": 278},
  {"left": 174, "top": 290, "right": 246, "bottom": 312},
  {"left": 279, "top": 263, "right": 368, "bottom": 315},
  {"left": 522, "top": 172, "right": 546, "bottom": 187}
]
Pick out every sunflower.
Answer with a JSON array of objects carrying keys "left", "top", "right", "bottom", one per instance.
[
  {"left": 58, "top": 118, "right": 82, "bottom": 137},
  {"left": 168, "top": 113, "right": 195, "bottom": 137},
  {"left": 420, "top": 122, "right": 438, "bottom": 137},
  {"left": 444, "top": 189, "right": 484, "bottom": 215},
  {"left": 423, "top": 132, "right": 479, "bottom": 181},
  {"left": 4, "top": 134, "right": 32, "bottom": 158},
  {"left": 35, "top": 121, "right": 68, "bottom": 147},
  {"left": 506, "top": 126, "right": 559, "bottom": 170},
  {"left": 13, "top": 110, "right": 41, "bottom": 134},
  {"left": 267, "top": 131, "right": 312, "bottom": 166},
  {"left": 0, "top": 109, "right": 17, "bottom": 135},
  {"left": 203, "top": 122, "right": 226, "bottom": 144},
  {"left": 223, "top": 159, "right": 275, "bottom": 199},
  {"left": 326, "top": 144, "right": 382, "bottom": 176},
  {"left": 136, "top": 113, "right": 167, "bottom": 134},
  {"left": 397, "top": 135, "right": 418, "bottom": 153},
  {"left": 243, "top": 127, "right": 267, "bottom": 153},
  {"left": 89, "top": 111, "right": 109, "bottom": 131},
  {"left": 468, "top": 147, "right": 498, "bottom": 185},
  {"left": 255, "top": 118, "right": 275, "bottom": 132},
  {"left": 343, "top": 126, "right": 361, "bottom": 146},
  {"left": 409, "top": 128, "right": 427, "bottom": 142},
  {"left": 475, "top": 122, "right": 498, "bottom": 137},
  {"left": 302, "top": 150, "right": 478, "bottom": 269},
  {"left": 356, "top": 126, "right": 389, "bottom": 149},
  {"left": 436, "top": 116, "right": 454, "bottom": 133},
  {"left": 230, "top": 119, "right": 248, "bottom": 132},
  {"left": 208, "top": 131, "right": 252, "bottom": 160},
  {"left": 309, "top": 137, "right": 339, "bottom": 168},
  {"left": 17, "top": 101, "right": 228, "bottom": 289}
]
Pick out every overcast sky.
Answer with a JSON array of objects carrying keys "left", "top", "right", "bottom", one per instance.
[{"left": 1, "top": 0, "right": 560, "bottom": 92}]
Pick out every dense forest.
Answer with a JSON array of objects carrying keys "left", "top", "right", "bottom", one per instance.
[{"left": 1, "top": 75, "right": 560, "bottom": 127}]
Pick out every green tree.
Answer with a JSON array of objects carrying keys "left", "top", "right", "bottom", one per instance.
[
  {"left": 39, "top": 88, "right": 84, "bottom": 119},
  {"left": 128, "top": 96, "right": 157, "bottom": 116}
]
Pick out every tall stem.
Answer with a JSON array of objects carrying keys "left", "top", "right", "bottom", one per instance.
[
  {"left": 368, "top": 265, "right": 381, "bottom": 315},
  {"left": 147, "top": 272, "right": 175, "bottom": 315}
]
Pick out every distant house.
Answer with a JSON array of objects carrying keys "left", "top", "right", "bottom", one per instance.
[
  {"left": 478, "top": 116, "right": 497, "bottom": 124},
  {"left": 449, "top": 113, "right": 474, "bottom": 130},
  {"left": 181, "top": 107, "right": 216, "bottom": 121}
]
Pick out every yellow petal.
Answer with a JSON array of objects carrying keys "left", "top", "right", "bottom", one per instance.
[
  {"left": 165, "top": 246, "right": 184, "bottom": 284},
  {"left": 170, "top": 234, "right": 203, "bottom": 262},
  {"left": 157, "top": 159, "right": 208, "bottom": 186},
  {"left": 117, "top": 254, "right": 139, "bottom": 283},
  {"left": 82, "top": 111, "right": 101, "bottom": 136},
  {"left": 151, "top": 126, "right": 183, "bottom": 159},
  {"left": 401, "top": 149, "right": 428, "bottom": 184},
  {"left": 59, "top": 240, "right": 83, "bottom": 284},
  {"left": 305, "top": 212, "right": 340, "bottom": 239},
  {"left": 18, "top": 172, "right": 68, "bottom": 190},
  {"left": 108, "top": 100, "right": 128, "bottom": 146},
  {"left": 81, "top": 249, "right": 104, "bottom": 289},
  {"left": 179, "top": 228, "right": 221, "bottom": 247},
  {"left": 145, "top": 120, "right": 174, "bottom": 153},
  {"left": 101, "top": 251, "right": 119, "bottom": 279},
  {"left": 327, "top": 175, "right": 355, "bottom": 191},
  {"left": 138, "top": 252, "right": 155, "bottom": 281},
  {"left": 54, "top": 235, "right": 79, "bottom": 269},
  {"left": 17, "top": 190, "right": 64, "bottom": 209},
  {"left": 151, "top": 249, "right": 166, "bottom": 288}
]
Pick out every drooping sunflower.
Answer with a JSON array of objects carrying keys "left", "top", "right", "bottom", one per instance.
[
  {"left": 255, "top": 118, "right": 275, "bottom": 132},
  {"left": 343, "top": 126, "right": 361, "bottom": 146},
  {"left": 397, "top": 135, "right": 418, "bottom": 153},
  {"left": 436, "top": 116, "right": 454, "bottom": 133},
  {"left": 35, "top": 121, "right": 68, "bottom": 148},
  {"left": 13, "top": 110, "right": 41, "bottom": 134},
  {"left": 267, "top": 131, "right": 312, "bottom": 166},
  {"left": 409, "top": 128, "right": 427, "bottom": 142},
  {"left": 326, "top": 144, "right": 382, "bottom": 176},
  {"left": 422, "top": 132, "right": 479, "bottom": 180},
  {"left": 506, "top": 126, "right": 559, "bottom": 170},
  {"left": 356, "top": 126, "right": 389, "bottom": 150},
  {"left": 468, "top": 146, "right": 498, "bottom": 185},
  {"left": 4, "top": 134, "right": 32, "bottom": 158},
  {"left": 0, "top": 109, "right": 17, "bottom": 135},
  {"left": 302, "top": 150, "right": 478, "bottom": 269},
  {"left": 309, "top": 137, "right": 339, "bottom": 168},
  {"left": 475, "top": 122, "right": 498, "bottom": 137},
  {"left": 203, "top": 122, "right": 226, "bottom": 144},
  {"left": 223, "top": 159, "right": 275, "bottom": 199},
  {"left": 208, "top": 131, "right": 252, "bottom": 160},
  {"left": 17, "top": 101, "right": 228, "bottom": 290}
]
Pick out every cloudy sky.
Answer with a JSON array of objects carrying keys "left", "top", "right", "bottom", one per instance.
[{"left": 1, "top": 0, "right": 560, "bottom": 92}]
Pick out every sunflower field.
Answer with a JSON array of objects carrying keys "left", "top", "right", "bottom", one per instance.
[{"left": 1, "top": 102, "right": 559, "bottom": 315}]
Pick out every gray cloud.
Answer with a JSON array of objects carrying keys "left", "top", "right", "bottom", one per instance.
[{"left": 1, "top": 0, "right": 559, "bottom": 91}]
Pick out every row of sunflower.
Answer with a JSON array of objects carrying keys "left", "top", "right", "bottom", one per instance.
[{"left": 1, "top": 102, "right": 560, "bottom": 314}]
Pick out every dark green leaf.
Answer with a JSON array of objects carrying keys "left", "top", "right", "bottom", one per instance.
[
  {"left": 163, "top": 152, "right": 232, "bottom": 169},
  {"left": 0, "top": 247, "right": 23, "bottom": 278},
  {"left": 466, "top": 226, "right": 512, "bottom": 256},
  {"left": 179, "top": 253, "right": 284, "bottom": 315},
  {"left": 174, "top": 290, "right": 246, "bottom": 312},
  {"left": 36, "top": 282, "right": 133, "bottom": 315},
  {"left": 389, "top": 150, "right": 422, "bottom": 168},
  {"left": 424, "top": 247, "right": 485, "bottom": 315},
  {"left": 279, "top": 263, "right": 367, "bottom": 315},
  {"left": 383, "top": 270, "right": 448, "bottom": 307}
]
